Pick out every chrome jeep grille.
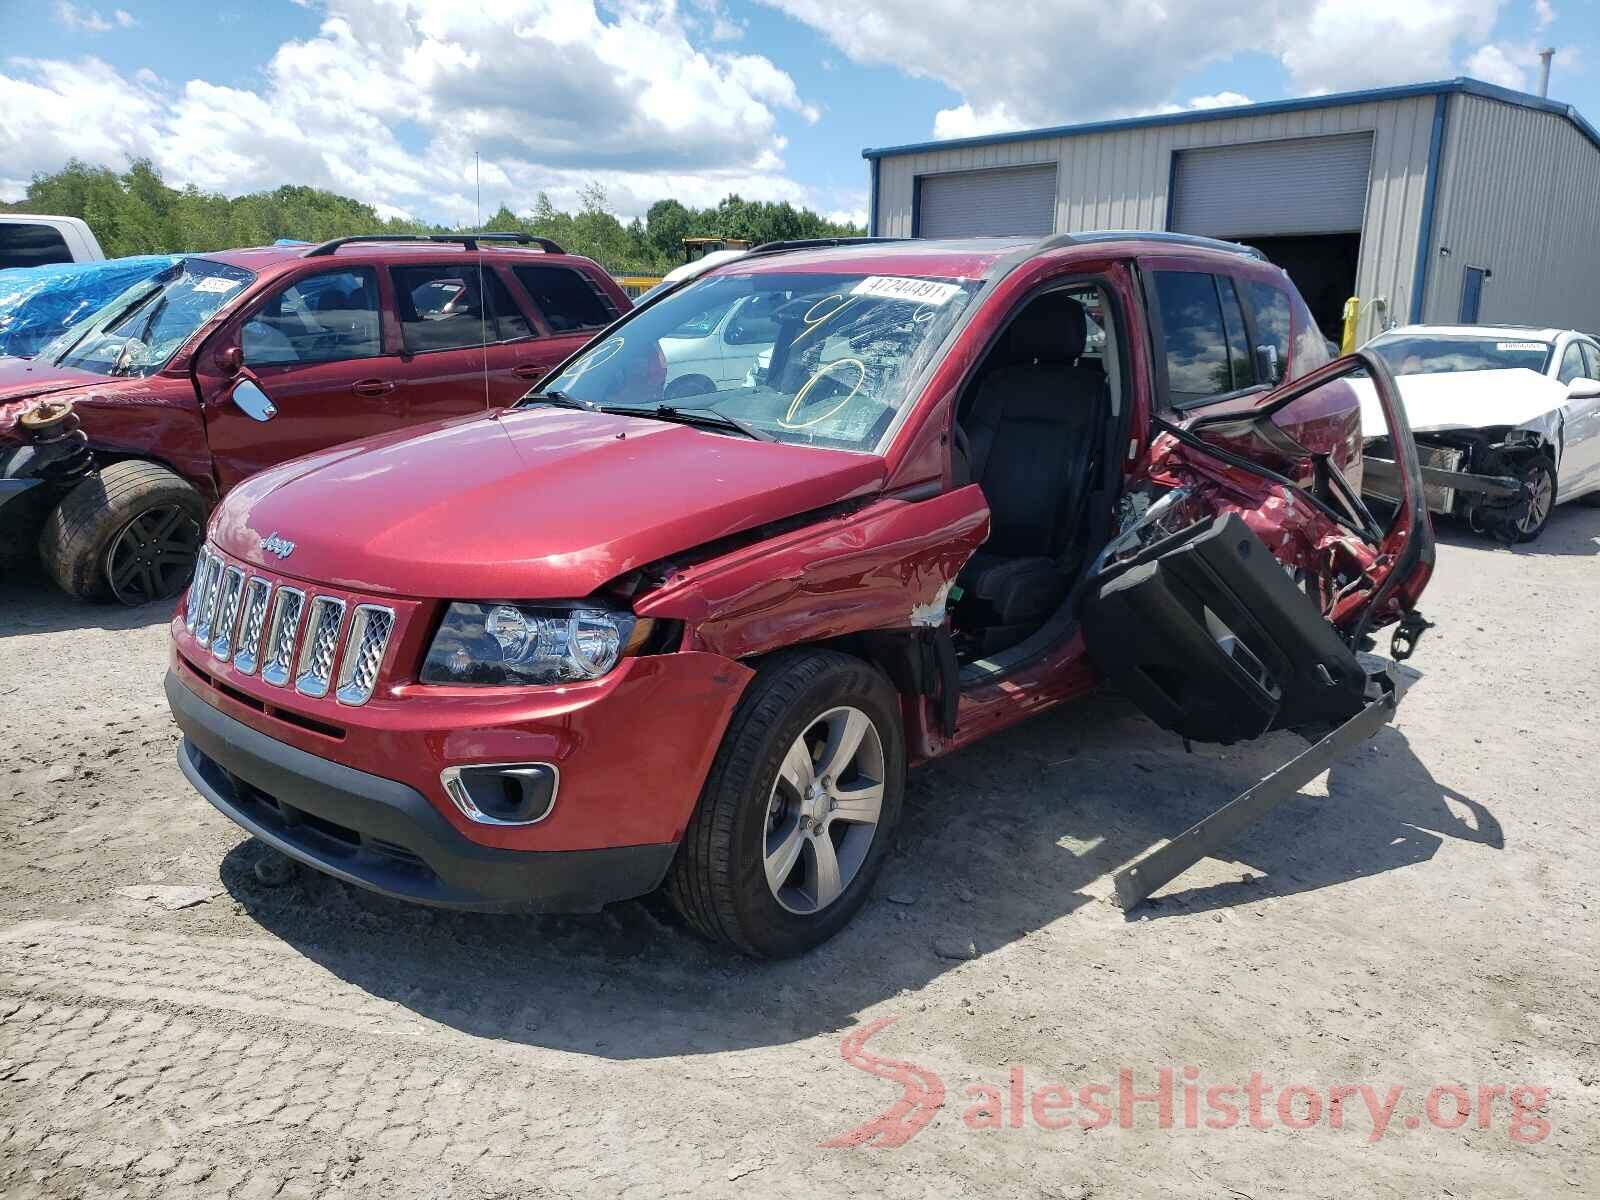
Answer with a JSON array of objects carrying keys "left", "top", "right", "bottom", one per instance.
[
  {"left": 182, "top": 545, "right": 398, "bottom": 708},
  {"left": 210, "top": 567, "right": 245, "bottom": 660},
  {"left": 233, "top": 577, "right": 272, "bottom": 675},
  {"left": 185, "top": 548, "right": 212, "bottom": 631},
  {"left": 335, "top": 605, "right": 395, "bottom": 706},
  {"left": 260, "top": 587, "right": 306, "bottom": 687},
  {"left": 294, "top": 597, "right": 346, "bottom": 699},
  {"left": 192, "top": 553, "right": 224, "bottom": 642}
]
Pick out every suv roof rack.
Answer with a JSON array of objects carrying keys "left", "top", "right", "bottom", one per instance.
[
  {"left": 301, "top": 232, "right": 565, "bottom": 257},
  {"left": 1035, "top": 229, "right": 1268, "bottom": 261},
  {"left": 746, "top": 236, "right": 909, "bottom": 256}
]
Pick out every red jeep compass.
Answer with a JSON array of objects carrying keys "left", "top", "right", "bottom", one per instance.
[
  {"left": 164, "top": 234, "right": 1434, "bottom": 957},
  {"left": 0, "top": 234, "right": 629, "bottom": 603}
]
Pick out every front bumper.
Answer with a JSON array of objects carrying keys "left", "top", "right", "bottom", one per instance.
[{"left": 167, "top": 669, "right": 676, "bottom": 912}]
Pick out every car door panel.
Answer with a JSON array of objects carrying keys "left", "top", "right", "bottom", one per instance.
[
  {"left": 1081, "top": 350, "right": 1433, "bottom": 745},
  {"left": 198, "top": 266, "right": 402, "bottom": 492}
]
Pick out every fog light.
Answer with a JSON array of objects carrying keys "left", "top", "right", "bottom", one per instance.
[{"left": 440, "top": 762, "right": 559, "bottom": 826}]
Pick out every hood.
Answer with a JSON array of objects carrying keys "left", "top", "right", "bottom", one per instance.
[
  {"left": 210, "top": 407, "right": 887, "bottom": 599},
  {"left": 0, "top": 357, "right": 107, "bottom": 432},
  {"left": 1355, "top": 368, "right": 1567, "bottom": 438}
]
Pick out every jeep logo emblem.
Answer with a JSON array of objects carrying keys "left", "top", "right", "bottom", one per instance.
[{"left": 261, "top": 533, "right": 296, "bottom": 560}]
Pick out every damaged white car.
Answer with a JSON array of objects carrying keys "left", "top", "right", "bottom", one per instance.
[{"left": 1356, "top": 325, "right": 1600, "bottom": 542}]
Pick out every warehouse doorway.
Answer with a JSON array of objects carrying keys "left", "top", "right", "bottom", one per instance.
[
  {"left": 916, "top": 164, "right": 1057, "bottom": 238},
  {"left": 1228, "top": 233, "right": 1360, "bottom": 342},
  {"left": 1170, "top": 132, "right": 1373, "bottom": 341}
]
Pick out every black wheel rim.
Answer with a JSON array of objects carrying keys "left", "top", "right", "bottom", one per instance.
[{"left": 105, "top": 505, "right": 202, "bottom": 606}]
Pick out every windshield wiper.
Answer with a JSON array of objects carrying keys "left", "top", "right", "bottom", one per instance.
[
  {"left": 518, "top": 389, "right": 596, "bottom": 411},
  {"left": 643, "top": 404, "right": 772, "bottom": 442}
]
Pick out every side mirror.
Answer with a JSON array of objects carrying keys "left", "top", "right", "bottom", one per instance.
[
  {"left": 218, "top": 344, "right": 243, "bottom": 377},
  {"left": 230, "top": 379, "right": 276, "bottom": 422},
  {"left": 1254, "top": 343, "right": 1281, "bottom": 383},
  {"left": 1566, "top": 377, "right": 1600, "bottom": 400}
]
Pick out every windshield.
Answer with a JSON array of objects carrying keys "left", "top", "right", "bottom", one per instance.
[
  {"left": 1368, "top": 334, "right": 1553, "bottom": 377},
  {"left": 41, "top": 258, "right": 255, "bottom": 377},
  {"left": 533, "top": 269, "right": 983, "bottom": 452}
]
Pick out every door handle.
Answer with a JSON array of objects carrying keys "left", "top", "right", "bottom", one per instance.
[
  {"left": 352, "top": 378, "right": 397, "bottom": 397},
  {"left": 512, "top": 364, "right": 545, "bottom": 380}
]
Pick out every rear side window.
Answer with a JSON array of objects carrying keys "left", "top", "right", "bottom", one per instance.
[
  {"left": 514, "top": 265, "right": 617, "bottom": 333},
  {"left": 0, "top": 222, "right": 72, "bottom": 269},
  {"left": 242, "top": 269, "right": 382, "bottom": 367},
  {"left": 392, "top": 264, "right": 530, "bottom": 352},
  {"left": 1152, "top": 270, "right": 1254, "bottom": 404},
  {"left": 1242, "top": 281, "right": 1292, "bottom": 384}
]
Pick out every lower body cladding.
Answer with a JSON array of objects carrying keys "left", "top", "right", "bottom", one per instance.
[{"left": 164, "top": 648, "right": 754, "bottom": 913}]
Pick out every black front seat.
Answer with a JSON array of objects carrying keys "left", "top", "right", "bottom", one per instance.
[{"left": 955, "top": 294, "right": 1106, "bottom": 655}]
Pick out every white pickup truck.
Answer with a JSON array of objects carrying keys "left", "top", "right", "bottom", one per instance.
[{"left": 0, "top": 215, "right": 105, "bottom": 269}]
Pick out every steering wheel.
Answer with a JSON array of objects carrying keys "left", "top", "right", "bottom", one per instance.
[{"left": 779, "top": 357, "right": 866, "bottom": 430}]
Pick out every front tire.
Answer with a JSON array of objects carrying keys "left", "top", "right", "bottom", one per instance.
[
  {"left": 1511, "top": 454, "right": 1557, "bottom": 543},
  {"left": 666, "top": 649, "right": 905, "bottom": 958},
  {"left": 39, "top": 460, "right": 205, "bottom": 604}
]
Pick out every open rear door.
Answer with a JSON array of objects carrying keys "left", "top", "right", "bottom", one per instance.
[{"left": 1081, "top": 351, "right": 1435, "bottom": 905}]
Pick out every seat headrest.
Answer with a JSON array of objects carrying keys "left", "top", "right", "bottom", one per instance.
[{"left": 1005, "top": 294, "right": 1087, "bottom": 365}]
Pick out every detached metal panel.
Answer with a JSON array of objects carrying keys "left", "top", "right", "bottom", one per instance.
[
  {"left": 916, "top": 165, "right": 1058, "bottom": 237},
  {"left": 1170, "top": 133, "right": 1374, "bottom": 236},
  {"left": 1423, "top": 94, "right": 1600, "bottom": 331}
]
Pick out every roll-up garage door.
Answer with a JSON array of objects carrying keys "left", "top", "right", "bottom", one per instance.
[
  {"left": 916, "top": 164, "right": 1057, "bottom": 238},
  {"left": 1170, "top": 133, "right": 1374, "bottom": 237}
]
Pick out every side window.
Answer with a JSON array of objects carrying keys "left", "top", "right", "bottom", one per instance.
[
  {"left": 1152, "top": 270, "right": 1250, "bottom": 404},
  {"left": 1583, "top": 342, "right": 1600, "bottom": 379},
  {"left": 1242, "top": 280, "right": 1292, "bottom": 385},
  {"left": 391, "top": 264, "right": 530, "bottom": 353},
  {"left": 0, "top": 222, "right": 72, "bottom": 269},
  {"left": 724, "top": 296, "right": 780, "bottom": 346},
  {"left": 1216, "top": 277, "right": 1254, "bottom": 392},
  {"left": 513, "top": 265, "right": 617, "bottom": 333},
  {"left": 1556, "top": 342, "right": 1587, "bottom": 385},
  {"left": 242, "top": 269, "right": 381, "bottom": 367}
]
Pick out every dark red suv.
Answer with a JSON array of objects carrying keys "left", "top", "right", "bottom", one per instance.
[
  {"left": 0, "top": 234, "right": 629, "bottom": 603},
  {"left": 163, "top": 233, "right": 1434, "bottom": 957}
]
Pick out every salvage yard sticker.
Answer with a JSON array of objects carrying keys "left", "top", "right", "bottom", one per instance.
[
  {"left": 851, "top": 276, "right": 963, "bottom": 307},
  {"left": 1495, "top": 342, "right": 1547, "bottom": 352},
  {"left": 192, "top": 276, "right": 242, "bottom": 294}
]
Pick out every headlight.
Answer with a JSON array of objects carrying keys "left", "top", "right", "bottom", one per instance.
[{"left": 421, "top": 602, "right": 642, "bottom": 686}]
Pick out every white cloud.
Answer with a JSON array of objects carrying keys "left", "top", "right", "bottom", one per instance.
[
  {"left": 55, "top": 2, "right": 136, "bottom": 33},
  {"left": 764, "top": 0, "right": 1519, "bottom": 137},
  {"left": 1464, "top": 42, "right": 1531, "bottom": 89},
  {"left": 3, "top": 0, "right": 824, "bottom": 223},
  {"left": 1533, "top": 0, "right": 1555, "bottom": 28}
]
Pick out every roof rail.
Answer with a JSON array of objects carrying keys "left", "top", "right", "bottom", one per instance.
[
  {"left": 301, "top": 232, "right": 565, "bottom": 258},
  {"left": 1041, "top": 229, "right": 1267, "bottom": 261},
  {"left": 746, "top": 236, "right": 909, "bottom": 256}
]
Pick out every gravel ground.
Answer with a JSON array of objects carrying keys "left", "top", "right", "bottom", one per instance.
[{"left": 1, "top": 508, "right": 1597, "bottom": 1199}]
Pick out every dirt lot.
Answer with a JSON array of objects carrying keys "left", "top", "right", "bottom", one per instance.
[{"left": 2, "top": 508, "right": 1597, "bottom": 1199}]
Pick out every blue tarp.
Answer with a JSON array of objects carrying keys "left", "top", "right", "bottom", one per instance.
[{"left": 0, "top": 255, "right": 185, "bottom": 359}]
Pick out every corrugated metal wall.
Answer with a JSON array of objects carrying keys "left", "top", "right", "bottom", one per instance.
[
  {"left": 872, "top": 96, "right": 1437, "bottom": 320},
  {"left": 1425, "top": 95, "right": 1600, "bottom": 330}
]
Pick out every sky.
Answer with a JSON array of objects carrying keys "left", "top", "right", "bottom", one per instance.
[{"left": 0, "top": 0, "right": 1593, "bottom": 228}]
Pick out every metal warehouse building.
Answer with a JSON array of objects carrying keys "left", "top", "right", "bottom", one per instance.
[{"left": 864, "top": 78, "right": 1600, "bottom": 340}]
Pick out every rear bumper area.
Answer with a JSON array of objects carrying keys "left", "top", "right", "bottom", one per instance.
[{"left": 166, "top": 670, "right": 676, "bottom": 912}]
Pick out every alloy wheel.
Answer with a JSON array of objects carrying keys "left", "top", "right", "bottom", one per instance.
[
  {"left": 763, "top": 705, "right": 886, "bottom": 915},
  {"left": 104, "top": 504, "right": 203, "bottom": 605},
  {"left": 1518, "top": 463, "right": 1555, "bottom": 535}
]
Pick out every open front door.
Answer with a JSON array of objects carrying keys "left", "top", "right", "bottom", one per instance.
[{"left": 1081, "top": 351, "right": 1433, "bottom": 747}]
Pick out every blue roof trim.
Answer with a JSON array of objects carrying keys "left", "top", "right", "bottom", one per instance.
[{"left": 862, "top": 77, "right": 1600, "bottom": 160}]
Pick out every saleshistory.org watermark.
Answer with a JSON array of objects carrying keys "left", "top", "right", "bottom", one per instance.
[{"left": 822, "top": 1019, "right": 1552, "bottom": 1149}]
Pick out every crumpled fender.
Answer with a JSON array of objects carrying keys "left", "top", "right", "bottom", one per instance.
[{"left": 635, "top": 485, "right": 991, "bottom": 661}]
